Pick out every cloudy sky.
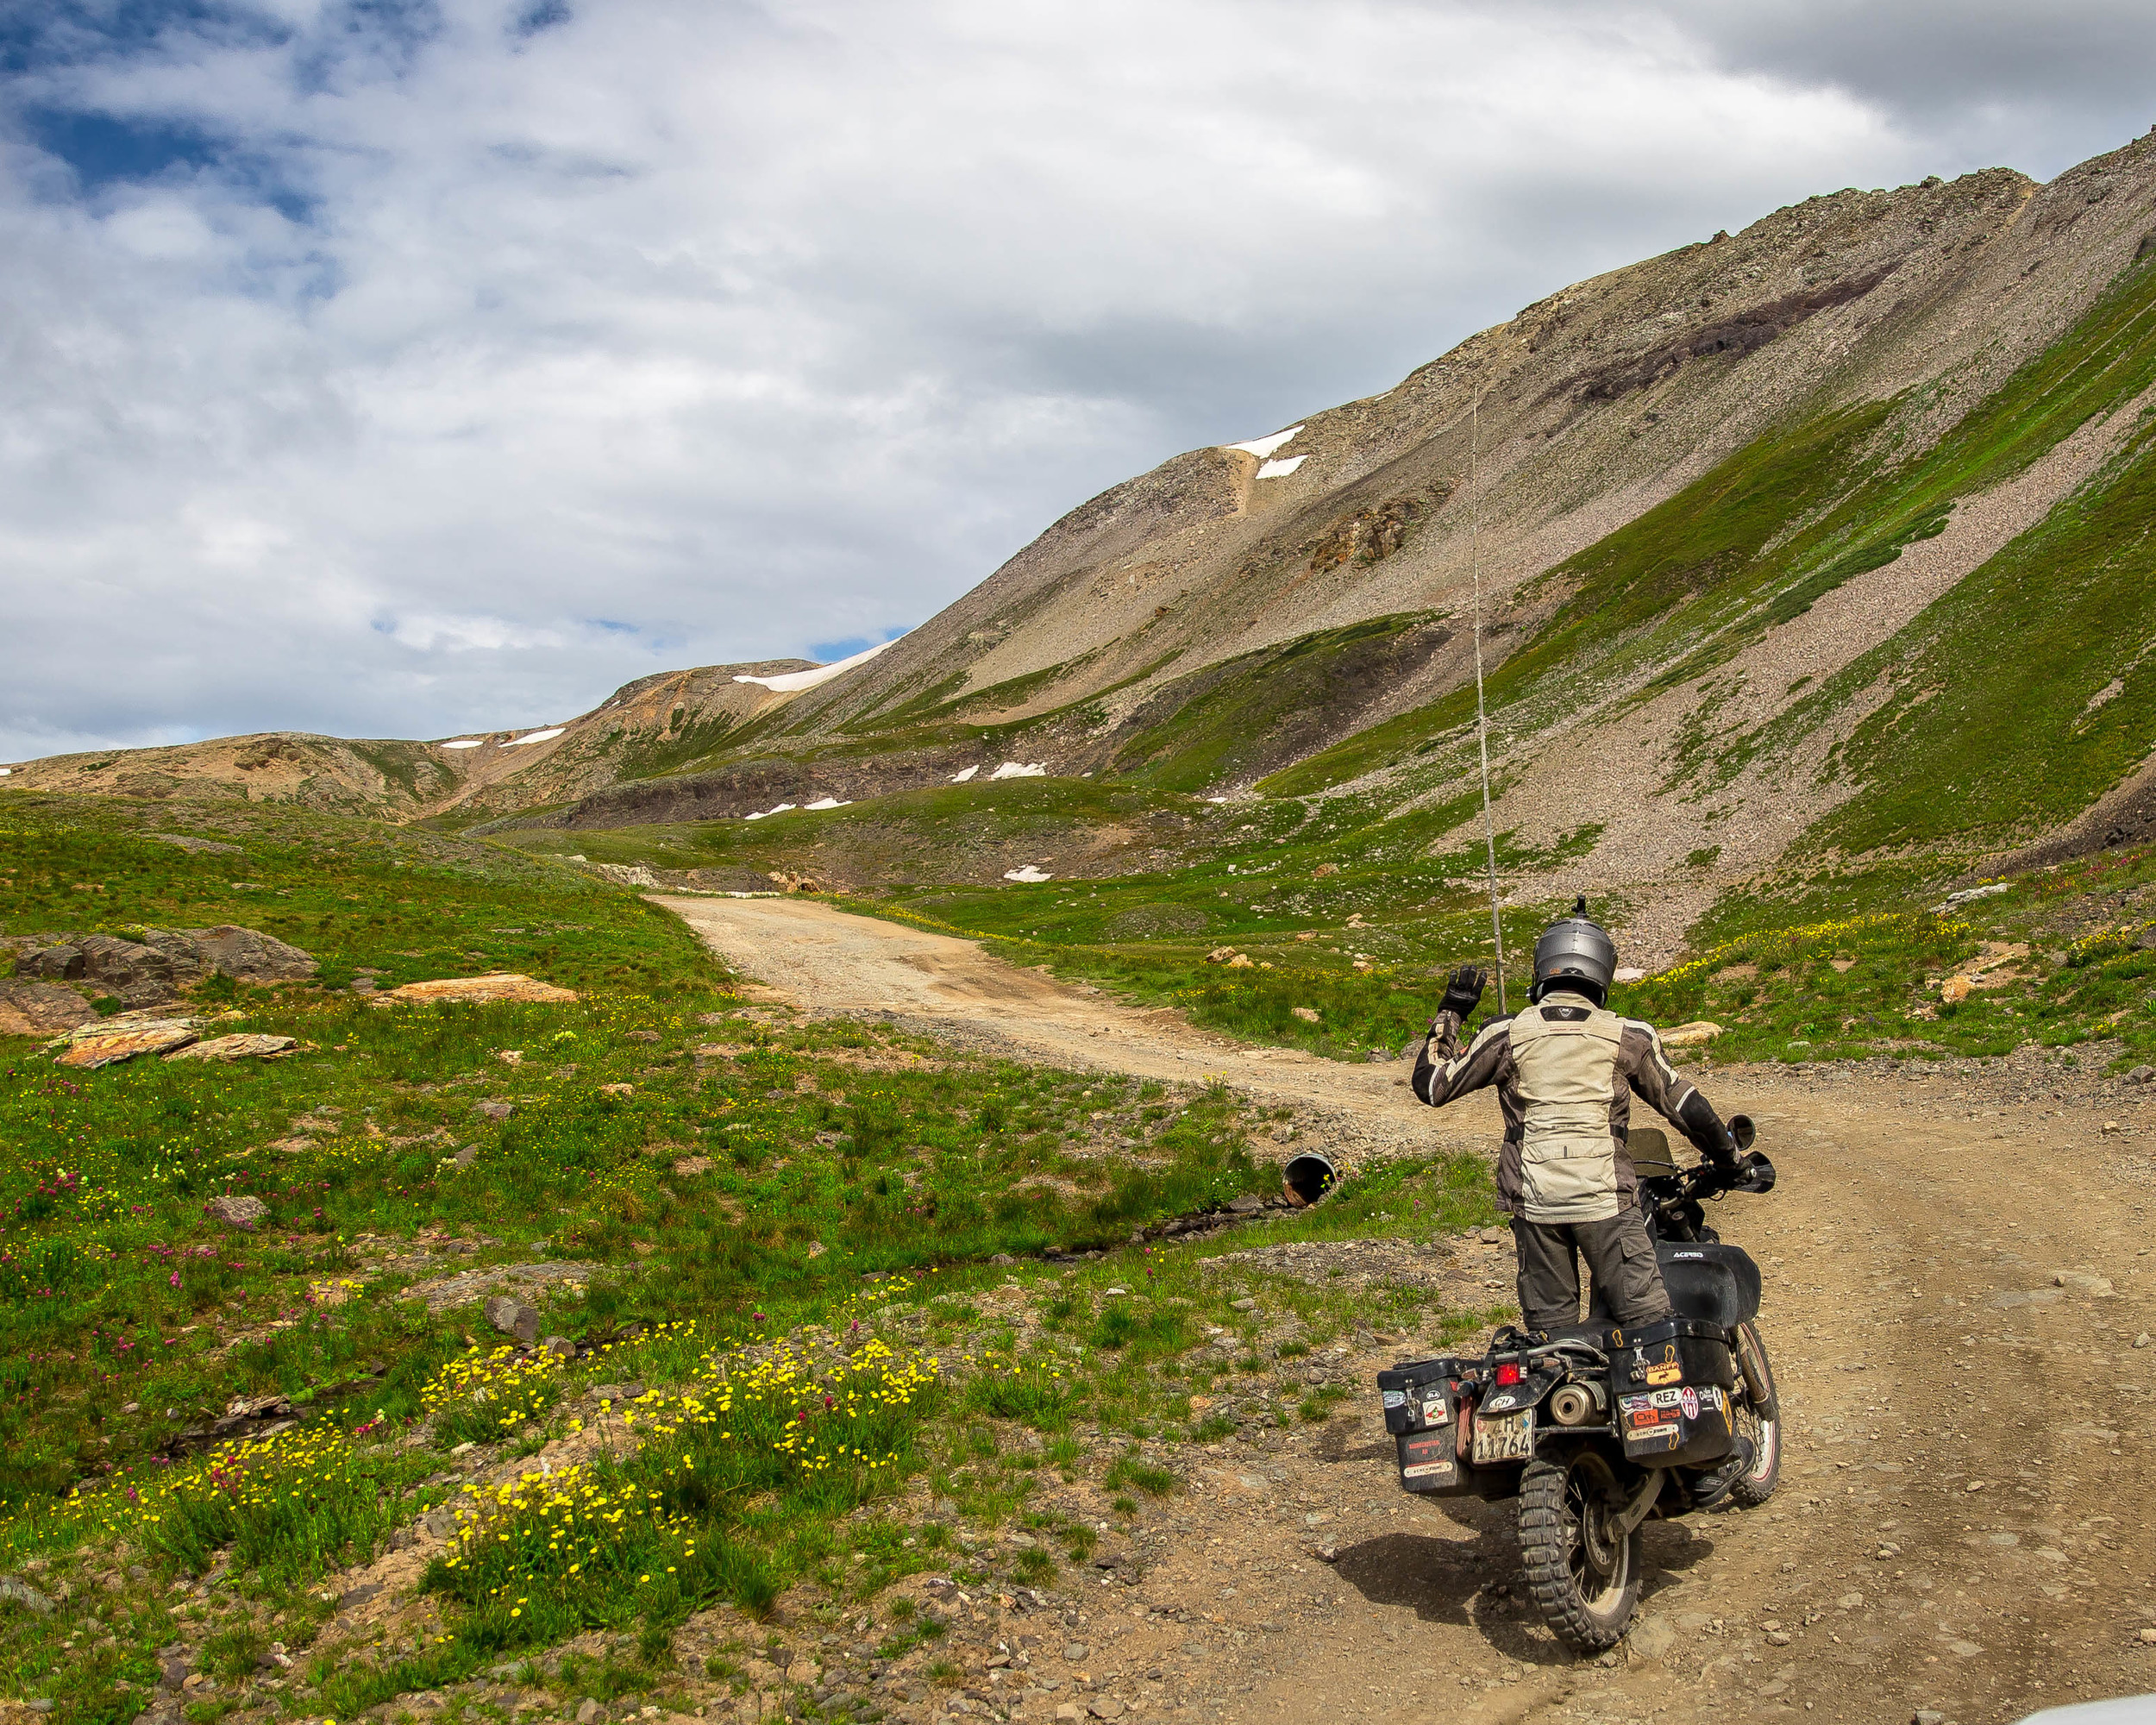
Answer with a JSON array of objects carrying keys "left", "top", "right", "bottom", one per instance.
[{"left": 3, "top": 0, "right": 2153, "bottom": 759}]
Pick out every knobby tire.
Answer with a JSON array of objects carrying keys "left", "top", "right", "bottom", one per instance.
[{"left": 1518, "top": 1451, "right": 1640, "bottom": 1653}]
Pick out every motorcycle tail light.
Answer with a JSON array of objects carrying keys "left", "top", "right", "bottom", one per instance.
[{"left": 1495, "top": 1363, "right": 1523, "bottom": 1386}]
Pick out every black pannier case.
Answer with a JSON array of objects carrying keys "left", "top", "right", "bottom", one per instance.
[{"left": 1609, "top": 1316, "right": 1737, "bottom": 1466}]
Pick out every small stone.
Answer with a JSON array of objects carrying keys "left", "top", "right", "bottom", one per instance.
[
  {"left": 1964, "top": 1480, "right": 1985, "bottom": 1493},
  {"left": 1914, "top": 1711, "right": 1947, "bottom": 1725},
  {"left": 474, "top": 1101, "right": 515, "bottom": 1120},
  {"left": 451, "top": 1146, "right": 479, "bottom": 1170},
  {"left": 0, "top": 1576, "right": 57, "bottom": 1615},
  {"left": 205, "top": 1194, "right": 269, "bottom": 1231},
  {"left": 577, "top": 1701, "right": 603, "bottom": 1724},
  {"left": 540, "top": 1336, "right": 576, "bottom": 1359},
  {"left": 1063, "top": 1645, "right": 1088, "bottom": 1662},
  {"left": 1055, "top": 1707, "right": 1087, "bottom": 1724},
  {"left": 2129, "top": 1065, "right": 2155, "bottom": 1084},
  {"left": 1626, "top": 1615, "right": 1676, "bottom": 1659},
  {"left": 485, "top": 1296, "right": 540, "bottom": 1345},
  {"left": 1837, "top": 1592, "right": 1864, "bottom": 1610},
  {"left": 1949, "top": 1640, "right": 1982, "bottom": 1659},
  {"left": 2134, "top": 1333, "right": 2151, "bottom": 1349},
  {"left": 2137, "top": 1628, "right": 2156, "bottom": 1646},
  {"left": 1088, "top": 1701, "right": 1126, "bottom": 1721},
  {"left": 1766, "top": 1630, "right": 1792, "bottom": 1647},
  {"left": 1229, "top": 1296, "right": 1257, "bottom": 1311},
  {"left": 1291, "top": 1007, "right": 1320, "bottom": 1022}
]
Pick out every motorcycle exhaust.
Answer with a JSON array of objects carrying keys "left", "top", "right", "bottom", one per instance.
[
  {"left": 1283, "top": 1152, "right": 1337, "bottom": 1207},
  {"left": 1548, "top": 1382, "right": 1607, "bottom": 1427}
]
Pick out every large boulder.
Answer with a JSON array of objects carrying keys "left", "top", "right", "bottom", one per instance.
[
  {"left": 179, "top": 926, "right": 317, "bottom": 984},
  {"left": 0, "top": 982, "right": 99, "bottom": 1037},
  {"left": 11, "top": 926, "right": 313, "bottom": 1007}
]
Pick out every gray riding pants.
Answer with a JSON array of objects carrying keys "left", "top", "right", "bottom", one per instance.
[{"left": 1512, "top": 1210, "right": 1673, "bottom": 1330}]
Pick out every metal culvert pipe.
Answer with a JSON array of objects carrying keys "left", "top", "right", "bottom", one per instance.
[{"left": 1283, "top": 1151, "right": 1337, "bottom": 1207}]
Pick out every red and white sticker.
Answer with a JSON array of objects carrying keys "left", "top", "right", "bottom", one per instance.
[{"left": 1679, "top": 1387, "right": 1700, "bottom": 1420}]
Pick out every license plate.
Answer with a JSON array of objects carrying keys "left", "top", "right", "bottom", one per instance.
[{"left": 1472, "top": 1408, "right": 1535, "bottom": 1465}]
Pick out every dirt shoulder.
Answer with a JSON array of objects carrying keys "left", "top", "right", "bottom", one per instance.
[{"left": 660, "top": 892, "right": 2156, "bottom": 1725}]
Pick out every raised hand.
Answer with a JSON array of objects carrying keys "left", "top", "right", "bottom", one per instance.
[{"left": 1438, "top": 964, "right": 1487, "bottom": 1020}]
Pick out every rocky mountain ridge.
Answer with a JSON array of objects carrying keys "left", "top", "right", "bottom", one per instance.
[{"left": 16, "top": 130, "right": 2156, "bottom": 904}]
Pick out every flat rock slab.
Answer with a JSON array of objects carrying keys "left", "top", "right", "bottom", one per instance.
[
  {"left": 165, "top": 1033, "right": 298, "bottom": 1063},
  {"left": 57, "top": 1020, "right": 199, "bottom": 1068},
  {"left": 399, "top": 1260, "right": 596, "bottom": 1314},
  {"left": 379, "top": 973, "right": 579, "bottom": 1005}
]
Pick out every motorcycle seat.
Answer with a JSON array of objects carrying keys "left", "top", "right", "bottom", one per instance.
[
  {"left": 1656, "top": 1241, "right": 1762, "bottom": 1327},
  {"left": 1531, "top": 1321, "right": 1621, "bottom": 1349}
]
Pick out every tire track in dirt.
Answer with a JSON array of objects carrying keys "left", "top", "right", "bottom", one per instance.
[{"left": 661, "top": 894, "right": 2156, "bottom": 1724}]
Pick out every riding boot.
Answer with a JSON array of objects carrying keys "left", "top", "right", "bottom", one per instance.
[{"left": 1689, "top": 1436, "right": 1757, "bottom": 1508}]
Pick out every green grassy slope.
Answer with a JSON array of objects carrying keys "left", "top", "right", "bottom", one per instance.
[
  {"left": 1270, "top": 248, "right": 2156, "bottom": 808},
  {"left": 0, "top": 791, "right": 1526, "bottom": 1725}
]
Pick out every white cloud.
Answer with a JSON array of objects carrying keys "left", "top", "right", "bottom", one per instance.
[{"left": 0, "top": 0, "right": 2146, "bottom": 759}]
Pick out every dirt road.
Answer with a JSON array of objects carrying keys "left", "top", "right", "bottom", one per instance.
[
  {"left": 654, "top": 894, "right": 1471, "bottom": 1163},
  {"left": 661, "top": 894, "right": 2156, "bottom": 1725}
]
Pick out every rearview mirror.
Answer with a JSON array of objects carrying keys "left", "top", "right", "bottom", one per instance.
[{"left": 1728, "top": 1113, "right": 1757, "bottom": 1153}]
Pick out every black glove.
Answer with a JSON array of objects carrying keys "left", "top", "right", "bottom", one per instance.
[
  {"left": 1438, "top": 965, "right": 1487, "bottom": 1020},
  {"left": 1675, "top": 1089, "right": 1738, "bottom": 1167}
]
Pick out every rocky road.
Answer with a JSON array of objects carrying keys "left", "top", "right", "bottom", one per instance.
[{"left": 661, "top": 894, "right": 2156, "bottom": 1724}]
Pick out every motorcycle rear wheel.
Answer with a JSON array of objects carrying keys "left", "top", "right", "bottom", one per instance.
[
  {"left": 1730, "top": 1320, "right": 1783, "bottom": 1509},
  {"left": 1518, "top": 1450, "right": 1640, "bottom": 1652}
]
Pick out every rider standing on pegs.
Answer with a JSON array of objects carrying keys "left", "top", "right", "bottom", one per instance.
[{"left": 1410, "top": 897, "right": 1742, "bottom": 1332}]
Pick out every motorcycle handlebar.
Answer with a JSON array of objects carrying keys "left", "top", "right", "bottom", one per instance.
[{"left": 1672, "top": 1149, "right": 1776, "bottom": 1201}]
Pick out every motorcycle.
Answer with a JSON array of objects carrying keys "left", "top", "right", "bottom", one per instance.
[{"left": 1375, "top": 1116, "right": 1781, "bottom": 1652}]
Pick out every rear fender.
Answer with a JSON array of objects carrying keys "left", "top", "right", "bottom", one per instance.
[{"left": 1477, "top": 1366, "right": 1563, "bottom": 1421}]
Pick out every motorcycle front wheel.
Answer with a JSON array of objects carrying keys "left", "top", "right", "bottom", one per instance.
[
  {"left": 1518, "top": 1449, "right": 1640, "bottom": 1652},
  {"left": 1730, "top": 1320, "right": 1783, "bottom": 1509}
]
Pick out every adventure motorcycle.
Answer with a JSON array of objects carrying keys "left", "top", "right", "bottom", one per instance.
[{"left": 1376, "top": 1116, "right": 1781, "bottom": 1651}]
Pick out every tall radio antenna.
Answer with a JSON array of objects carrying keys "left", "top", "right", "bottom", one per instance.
[{"left": 1469, "top": 393, "right": 1507, "bottom": 1016}]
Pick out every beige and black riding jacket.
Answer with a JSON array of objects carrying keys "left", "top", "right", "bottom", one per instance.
[{"left": 1411, "top": 987, "right": 1733, "bottom": 1225}]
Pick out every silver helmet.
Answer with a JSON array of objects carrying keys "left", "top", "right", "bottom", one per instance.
[{"left": 1530, "top": 894, "right": 1618, "bottom": 1005}]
